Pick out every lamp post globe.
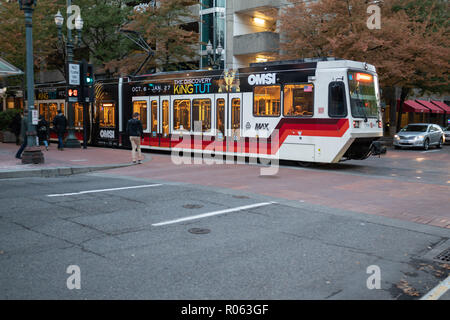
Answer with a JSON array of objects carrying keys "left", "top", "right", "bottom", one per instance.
[{"left": 54, "top": 10, "right": 64, "bottom": 27}]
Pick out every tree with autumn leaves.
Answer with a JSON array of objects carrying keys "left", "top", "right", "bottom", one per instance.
[
  {"left": 279, "top": 0, "right": 449, "bottom": 132},
  {"left": 0, "top": 0, "right": 200, "bottom": 84}
]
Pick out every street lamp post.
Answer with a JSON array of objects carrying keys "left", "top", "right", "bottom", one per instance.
[
  {"left": 18, "top": 0, "right": 44, "bottom": 164},
  {"left": 54, "top": 1, "right": 84, "bottom": 148},
  {"left": 206, "top": 40, "right": 223, "bottom": 70}
]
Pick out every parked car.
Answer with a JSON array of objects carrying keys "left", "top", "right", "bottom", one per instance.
[
  {"left": 443, "top": 125, "right": 450, "bottom": 144},
  {"left": 393, "top": 123, "right": 445, "bottom": 150}
]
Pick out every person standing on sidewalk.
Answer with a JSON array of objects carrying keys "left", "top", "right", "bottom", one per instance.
[
  {"left": 126, "top": 112, "right": 144, "bottom": 164},
  {"left": 37, "top": 115, "right": 49, "bottom": 151},
  {"left": 52, "top": 110, "right": 67, "bottom": 150},
  {"left": 15, "top": 110, "right": 28, "bottom": 159}
]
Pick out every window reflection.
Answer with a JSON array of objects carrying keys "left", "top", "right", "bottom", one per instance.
[
  {"left": 284, "top": 84, "right": 314, "bottom": 117},
  {"left": 173, "top": 99, "right": 191, "bottom": 131},
  {"left": 216, "top": 98, "right": 225, "bottom": 135},
  {"left": 74, "top": 103, "right": 83, "bottom": 128},
  {"left": 133, "top": 101, "right": 148, "bottom": 130},
  {"left": 162, "top": 100, "right": 169, "bottom": 136},
  {"left": 151, "top": 100, "right": 158, "bottom": 133},
  {"left": 192, "top": 99, "right": 211, "bottom": 132},
  {"left": 254, "top": 86, "right": 281, "bottom": 116},
  {"left": 99, "top": 103, "right": 115, "bottom": 128}
]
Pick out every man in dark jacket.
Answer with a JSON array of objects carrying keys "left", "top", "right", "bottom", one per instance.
[
  {"left": 126, "top": 112, "right": 144, "bottom": 164},
  {"left": 15, "top": 110, "right": 28, "bottom": 159},
  {"left": 52, "top": 110, "right": 67, "bottom": 150},
  {"left": 10, "top": 112, "right": 22, "bottom": 145}
]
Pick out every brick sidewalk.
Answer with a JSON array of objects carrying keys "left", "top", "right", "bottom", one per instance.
[{"left": 0, "top": 142, "right": 139, "bottom": 177}]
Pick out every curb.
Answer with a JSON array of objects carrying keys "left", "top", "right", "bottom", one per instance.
[
  {"left": 0, "top": 163, "right": 134, "bottom": 179},
  {"left": 0, "top": 152, "right": 152, "bottom": 179}
]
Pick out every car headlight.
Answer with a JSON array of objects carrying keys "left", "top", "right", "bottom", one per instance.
[
  {"left": 394, "top": 135, "right": 399, "bottom": 139},
  {"left": 415, "top": 135, "right": 424, "bottom": 140}
]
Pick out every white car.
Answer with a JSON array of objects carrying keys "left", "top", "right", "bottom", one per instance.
[
  {"left": 443, "top": 125, "right": 450, "bottom": 144},
  {"left": 393, "top": 123, "right": 445, "bottom": 150}
]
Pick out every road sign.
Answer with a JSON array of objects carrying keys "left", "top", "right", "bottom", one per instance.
[
  {"left": 31, "top": 109, "right": 38, "bottom": 125},
  {"left": 68, "top": 63, "right": 80, "bottom": 86}
]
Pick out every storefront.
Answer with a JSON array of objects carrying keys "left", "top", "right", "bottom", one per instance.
[{"left": 0, "top": 57, "right": 23, "bottom": 111}]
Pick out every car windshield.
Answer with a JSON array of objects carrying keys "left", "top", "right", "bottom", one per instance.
[
  {"left": 348, "top": 71, "right": 379, "bottom": 118},
  {"left": 400, "top": 125, "right": 428, "bottom": 132}
]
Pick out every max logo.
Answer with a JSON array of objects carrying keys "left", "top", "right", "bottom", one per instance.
[{"left": 255, "top": 123, "right": 269, "bottom": 130}]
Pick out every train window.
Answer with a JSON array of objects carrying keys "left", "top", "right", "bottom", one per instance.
[
  {"left": 133, "top": 101, "right": 148, "bottom": 130},
  {"left": 39, "top": 103, "right": 48, "bottom": 122},
  {"left": 99, "top": 103, "right": 115, "bottom": 128},
  {"left": 192, "top": 99, "right": 211, "bottom": 132},
  {"left": 253, "top": 85, "right": 281, "bottom": 117},
  {"left": 216, "top": 98, "right": 225, "bottom": 136},
  {"left": 151, "top": 100, "right": 158, "bottom": 133},
  {"left": 74, "top": 103, "right": 83, "bottom": 128},
  {"left": 48, "top": 103, "right": 58, "bottom": 123},
  {"left": 59, "top": 103, "right": 65, "bottom": 115},
  {"left": 328, "top": 82, "right": 348, "bottom": 118},
  {"left": 173, "top": 99, "right": 191, "bottom": 131},
  {"left": 283, "top": 84, "right": 314, "bottom": 117},
  {"left": 231, "top": 98, "right": 241, "bottom": 131},
  {"left": 162, "top": 100, "right": 169, "bottom": 136}
]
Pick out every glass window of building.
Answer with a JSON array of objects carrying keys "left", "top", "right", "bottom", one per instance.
[
  {"left": 283, "top": 84, "right": 314, "bottom": 117},
  {"left": 162, "top": 100, "right": 169, "bottom": 136},
  {"left": 151, "top": 100, "right": 158, "bottom": 133},
  {"left": 99, "top": 103, "right": 115, "bottom": 127},
  {"left": 173, "top": 99, "right": 191, "bottom": 131},
  {"left": 192, "top": 99, "right": 211, "bottom": 132},
  {"left": 254, "top": 86, "right": 281, "bottom": 117},
  {"left": 59, "top": 103, "right": 65, "bottom": 115},
  {"left": 216, "top": 98, "right": 225, "bottom": 135},
  {"left": 133, "top": 101, "right": 148, "bottom": 130}
]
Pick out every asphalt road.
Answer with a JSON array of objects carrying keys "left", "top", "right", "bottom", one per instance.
[{"left": 0, "top": 171, "right": 449, "bottom": 299}]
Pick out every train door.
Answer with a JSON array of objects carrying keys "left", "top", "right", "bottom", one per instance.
[
  {"left": 132, "top": 96, "right": 149, "bottom": 146},
  {"left": 227, "top": 93, "right": 242, "bottom": 154},
  {"left": 214, "top": 94, "right": 227, "bottom": 152},
  {"left": 160, "top": 96, "right": 170, "bottom": 148},
  {"left": 149, "top": 97, "right": 159, "bottom": 147}
]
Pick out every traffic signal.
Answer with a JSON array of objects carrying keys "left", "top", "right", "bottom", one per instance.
[
  {"left": 84, "top": 63, "right": 94, "bottom": 86},
  {"left": 68, "top": 87, "right": 79, "bottom": 98}
]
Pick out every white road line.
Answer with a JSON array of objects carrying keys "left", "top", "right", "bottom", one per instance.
[
  {"left": 420, "top": 275, "right": 450, "bottom": 300},
  {"left": 47, "top": 184, "right": 163, "bottom": 197},
  {"left": 421, "top": 150, "right": 441, "bottom": 153},
  {"left": 152, "top": 201, "right": 277, "bottom": 227}
]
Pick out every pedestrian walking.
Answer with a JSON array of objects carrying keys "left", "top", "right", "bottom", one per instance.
[
  {"left": 15, "top": 110, "right": 28, "bottom": 159},
  {"left": 10, "top": 112, "right": 22, "bottom": 145},
  {"left": 37, "top": 115, "right": 49, "bottom": 151},
  {"left": 126, "top": 112, "right": 144, "bottom": 164},
  {"left": 52, "top": 110, "right": 67, "bottom": 150}
]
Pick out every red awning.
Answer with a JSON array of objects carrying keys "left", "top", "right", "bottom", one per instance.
[
  {"left": 431, "top": 100, "right": 450, "bottom": 113},
  {"left": 397, "top": 100, "right": 430, "bottom": 113},
  {"left": 416, "top": 100, "right": 445, "bottom": 114}
]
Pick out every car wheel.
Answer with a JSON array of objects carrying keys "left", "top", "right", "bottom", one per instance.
[
  {"left": 423, "top": 139, "right": 430, "bottom": 151},
  {"left": 437, "top": 138, "right": 443, "bottom": 149}
]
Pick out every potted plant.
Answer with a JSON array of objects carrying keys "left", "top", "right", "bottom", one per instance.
[{"left": 0, "top": 109, "right": 22, "bottom": 143}]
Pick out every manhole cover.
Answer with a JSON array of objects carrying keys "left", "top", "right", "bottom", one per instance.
[
  {"left": 434, "top": 247, "right": 450, "bottom": 262},
  {"left": 183, "top": 204, "right": 204, "bottom": 209},
  {"left": 188, "top": 228, "right": 210, "bottom": 235},
  {"left": 233, "top": 195, "right": 250, "bottom": 199}
]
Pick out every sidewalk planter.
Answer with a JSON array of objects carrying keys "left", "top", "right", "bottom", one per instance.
[{"left": 0, "top": 130, "right": 16, "bottom": 143}]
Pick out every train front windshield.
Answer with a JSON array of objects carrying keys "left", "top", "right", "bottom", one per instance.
[{"left": 348, "top": 71, "right": 379, "bottom": 118}]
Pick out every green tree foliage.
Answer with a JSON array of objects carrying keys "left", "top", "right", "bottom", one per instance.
[{"left": 107, "top": 0, "right": 200, "bottom": 75}]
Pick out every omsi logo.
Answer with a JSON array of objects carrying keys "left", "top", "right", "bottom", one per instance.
[
  {"left": 248, "top": 73, "right": 276, "bottom": 86},
  {"left": 100, "top": 129, "right": 115, "bottom": 139}
]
